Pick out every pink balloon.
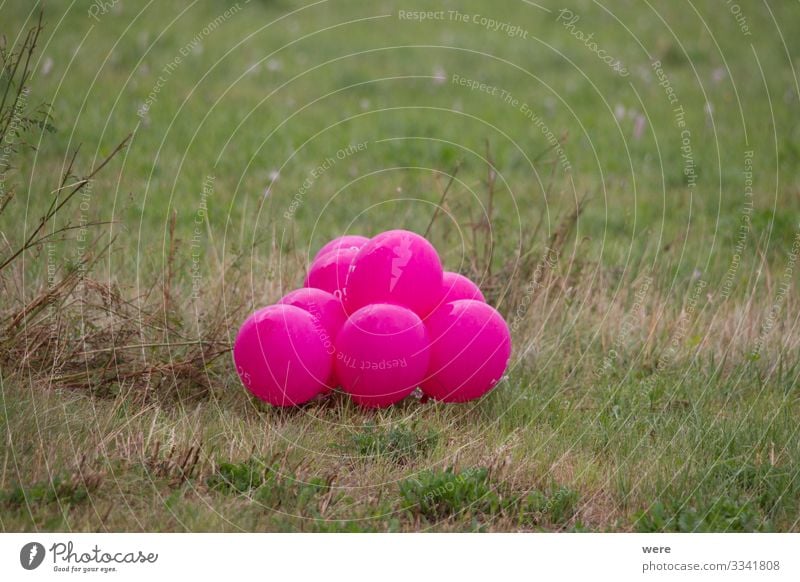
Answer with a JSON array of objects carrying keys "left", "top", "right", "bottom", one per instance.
[
  {"left": 304, "top": 246, "right": 358, "bottom": 298},
  {"left": 343, "top": 229, "right": 443, "bottom": 318},
  {"left": 421, "top": 300, "right": 511, "bottom": 403},
  {"left": 278, "top": 287, "right": 346, "bottom": 340},
  {"left": 313, "top": 235, "right": 369, "bottom": 262},
  {"left": 335, "top": 303, "right": 430, "bottom": 408},
  {"left": 440, "top": 271, "right": 486, "bottom": 303},
  {"left": 233, "top": 304, "right": 331, "bottom": 406},
  {"left": 278, "top": 288, "right": 345, "bottom": 390}
]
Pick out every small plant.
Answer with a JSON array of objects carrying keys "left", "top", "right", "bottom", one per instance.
[
  {"left": 4, "top": 478, "right": 84, "bottom": 507},
  {"left": 635, "top": 495, "right": 766, "bottom": 532},
  {"left": 522, "top": 485, "right": 580, "bottom": 525},
  {"left": 398, "top": 467, "right": 581, "bottom": 527},
  {"left": 207, "top": 458, "right": 332, "bottom": 515},
  {"left": 399, "top": 467, "right": 498, "bottom": 520},
  {"left": 2, "top": 466, "right": 103, "bottom": 508},
  {"left": 729, "top": 463, "right": 798, "bottom": 518},
  {"left": 206, "top": 458, "right": 266, "bottom": 494},
  {"left": 642, "top": 460, "right": 800, "bottom": 532},
  {"left": 255, "top": 473, "right": 329, "bottom": 513},
  {"left": 349, "top": 422, "right": 438, "bottom": 463}
]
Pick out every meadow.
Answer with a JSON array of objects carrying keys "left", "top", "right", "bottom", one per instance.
[{"left": 1, "top": 0, "right": 799, "bottom": 531}]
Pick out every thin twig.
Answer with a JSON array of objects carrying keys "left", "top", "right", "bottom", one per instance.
[
  {"left": 0, "top": 134, "right": 130, "bottom": 271},
  {"left": 164, "top": 208, "right": 177, "bottom": 315},
  {"left": 484, "top": 139, "right": 496, "bottom": 278},
  {"left": 75, "top": 340, "right": 232, "bottom": 356},
  {"left": 424, "top": 160, "right": 461, "bottom": 238}
]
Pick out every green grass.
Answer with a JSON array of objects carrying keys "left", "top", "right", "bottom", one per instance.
[
  {"left": 345, "top": 421, "right": 438, "bottom": 463},
  {"left": 1, "top": 0, "right": 799, "bottom": 531}
]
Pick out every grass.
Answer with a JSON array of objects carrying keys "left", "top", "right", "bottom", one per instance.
[
  {"left": 1, "top": 0, "right": 799, "bottom": 531},
  {"left": 345, "top": 421, "right": 438, "bottom": 463}
]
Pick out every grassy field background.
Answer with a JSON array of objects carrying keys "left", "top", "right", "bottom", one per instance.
[{"left": 1, "top": 0, "right": 799, "bottom": 531}]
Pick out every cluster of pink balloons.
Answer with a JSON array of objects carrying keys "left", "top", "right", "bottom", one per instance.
[{"left": 233, "top": 230, "right": 512, "bottom": 408}]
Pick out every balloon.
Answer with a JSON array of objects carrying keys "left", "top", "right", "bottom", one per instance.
[
  {"left": 335, "top": 303, "right": 430, "bottom": 408},
  {"left": 278, "top": 288, "right": 344, "bottom": 390},
  {"left": 313, "top": 235, "right": 369, "bottom": 262},
  {"left": 233, "top": 304, "right": 331, "bottom": 406},
  {"left": 343, "top": 229, "right": 443, "bottom": 318},
  {"left": 305, "top": 246, "right": 358, "bottom": 297},
  {"left": 421, "top": 299, "right": 511, "bottom": 403},
  {"left": 440, "top": 271, "right": 486, "bottom": 303},
  {"left": 278, "top": 287, "right": 346, "bottom": 340}
]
